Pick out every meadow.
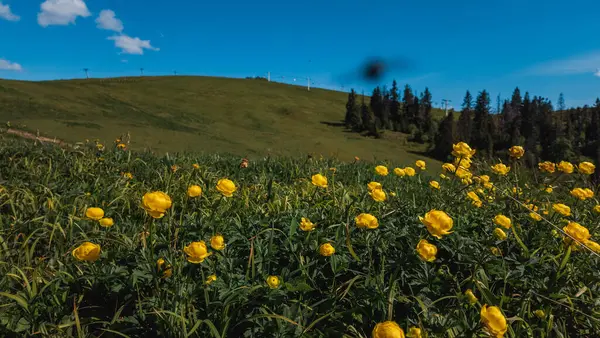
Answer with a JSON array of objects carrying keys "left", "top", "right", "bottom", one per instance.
[
  {"left": 0, "top": 135, "right": 599, "bottom": 338},
  {"left": 0, "top": 76, "right": 444, "bottom": 163}
]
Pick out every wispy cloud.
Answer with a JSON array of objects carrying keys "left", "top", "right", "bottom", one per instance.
[
  {"left": 524, "top": 51, "right": 600, "bottom": 77},
  {"left": 595, "top": 69, "right": 600, "bottom": 78},
  {"left": 0, "top": 58, "right": 22, "bottom": 71},
  {"left": 96, "top": 9, "right": 123, "bottom": 32},
  {"left": 0, "top": 1, "right": 20, "bottom": 21},
  {"left": 108, "top": 34, "right": 159, "bottom": 55},
  {"left": 38, "top": 0, "right": 91, "bottom": 27}
]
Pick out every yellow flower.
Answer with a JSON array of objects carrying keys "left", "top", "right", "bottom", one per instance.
[
  {"left": 375, "top": 165, "right": 389, "bottom": 176},
  {"left": 538, "top": 161, "right": 556, "bottom": 173},
  {"left": 552, "top": 203, "right": 571, "bottom": 217},
  {"left": 490, "top": 247, "right": 502, "bottom": 256},
  {"left": 216, "top": 178, "right": 237, "bottom": 197},
  {"left": 545, "top": 186, "right": 553, "bottom": 193},
  {"left": 372, "top": 321, "right": 405, "bottom": 338},
  {"left": 122, "top": 172, "right": 133, "bottom": 179},
  {"left": 319, "top": 243, "right": 335, "bottom": 256},
  {"left": 394, "top": 168, "right": 406, "bottom": 177},
  {"left": 491, "top": 163, "right": 510, "bottom": 176},
  {"left": 570, "top": 188, "right": 588, "bottom": 200},
  {"left": 454, "top": 156, "right": 472, "bottom": 169},
  {"left": 404, "top": 167, "right": 416, "bottom": 176},
  {"left": 171, "top": 164, "right": 179, "bottom": 172},
  {"left": 157, "top": 258, "right": 172, "bottom": 278},
  {"left": 210, "top": 235, "right": 226, "bottom": 251},
  {"left": 99, "top": 217, "right": 114, "bottom": 228},
  {"left": 455, "top": 166, "right": 472, "bottom": 179},
  {"left": 493, "top": 214, "right": 512, "bottom": 229},
  {"left": 266, "top": 275, "right": 280, "bottom": 289},
  {"left": 117, "top": 143, "right": 126, "bottom": 149},
  {"left": 183, "top": 241, "right": 212, "bottom": 264},
  {"left": 415, "top": 160, "right": 426, "bottom": 170},
  {"left": 72, "top": 242, "right": 101, "bottom": 262},
  {"left": 484, "top": 182, "right": 494, "bottom": 190},
  {"left": 440, "top": 174, "right": 448, "bottom": 180},
  {"left": 419, "top": 210, "right": 453, "bottom": 239},
  {"left": 205, "top": 274, "right": 217, "bottom": 285},
  {"left": 578, "top": 161, "right": 595, "bottom": 175},
  {"left": 442, "top": 163, "right": 456, "bottom": 173},
  {"left": 465, "top": 289, "right": 478, "bottom": 304},
  {"left": 192, "top": 163, "right": 200, "bottom": 169},
  {"left": 584, "top": 240, "right": 600, "bottom": 253},
  {"left": 355, "top": 213, "right": 379, "bottom": 229},
  {"left": 370, "top": 188, "right": 387, "bottom": 202},
  {"left": 480, "top": 304, "right": 508, "bottom": 338},
  {"left": 407, "top": 327, "right": 422, "bottom": 338},
  {"left": 368, "top": 181, "right": 383, "bottom": 191},
  {"left": 529, "top": 212, "right": 542, "bottom": 221},
  {"left": 354, "top": 156, "right": 360, "bottom": 161},
  {"left": 534, "top": 310, "right": 545, "bottom": 319},
  {"left": 493, "top": 228, "right": 507, "bottom": 241},
  {"left": 593, "top": 205, "right": 600, "bottom": 214},
  {"left": 187, "top": 185, "right": 202, "bottom": 198},
  {"left": 583, "top": 188, "right": 594, "bottom": 198},
  {"left": 311, "top": 174, "right": 328, "bottom": 188},
  {"left": 416, "top": 239, "right": 437, "bottom": 262},
  {"left": 429, "top": 180, "right": 440, "bottom": 190},
  {"left": 329, "top": 167, "right": 336, "bottom": 173},
  {"left": 452, "top": 142, "right": 476, "bottom": 158},
  {"left": 141, "top": 191, "right": 172, "bottom": 218},
  {"left": 479, "top": 175, "right": 490, "bottom": 183},
  {"left": 390, "top": 191, "right": 397, "bottom": 197},
  {"left": 557, "top": 161, "right": 574, "bottom": 174},
  {"left": 508, "top": 145, "right": 525, "bottom": 159},
  {"left": 85, "top": 207, "right": 105, "bottom": 220},
  {"left": 562, "top": 222, "right": 591, "bottom": 243},
  {"left": 300, "top": 217, "right": 316, "bottom": 231},
  {"left": 467, "top": 191, "right": 481, "bottom": 203}
]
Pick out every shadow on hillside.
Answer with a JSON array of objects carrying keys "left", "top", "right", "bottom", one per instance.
[{"left": 320, "top": 120, "right": 345, "bottom": 127}]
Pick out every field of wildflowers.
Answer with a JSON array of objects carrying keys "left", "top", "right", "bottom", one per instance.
[{"left": 0, "top": 136, "right": 599, "bottom": 337}]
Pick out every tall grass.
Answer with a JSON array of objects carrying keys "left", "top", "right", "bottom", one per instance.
[{"left": 0, "top": 137, "right": 598, "bottom": 337}]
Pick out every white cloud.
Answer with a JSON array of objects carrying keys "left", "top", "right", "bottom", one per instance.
[
  {"left": 108, "top": 34, "right": 159, "bottom": 55},
  {"left": 121, "top": 59, "right": 128, "bottom": 63},
  {"left": 0, "top": 1, "right": 20, "bottom": 21},
  {"left": 595, "top": 69, "right": 600, "bottom": 78},
  {"left": 0, "top": 58, "right": 22, "bottom": 71},
  {"left": 96, "top": 9, "right": 123, "bottom": 32},
  {"left": 525, "top": 51, "right": 600, "bottom": 77},
  {"left": 38, "top": 0, "right": 91, "bottom": 27}
]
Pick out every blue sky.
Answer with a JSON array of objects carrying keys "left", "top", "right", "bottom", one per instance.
[{"left": 1, "top": 0, "right": 600, "bottom": 109}]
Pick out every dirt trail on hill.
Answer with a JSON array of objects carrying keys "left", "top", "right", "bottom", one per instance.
[{"left": 2, "top": 128, "right": 72, "bottom": 148}]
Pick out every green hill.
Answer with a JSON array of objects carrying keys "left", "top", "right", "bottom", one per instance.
[{"left": 0, "top": 76, "right": 443, "bottom": 165}]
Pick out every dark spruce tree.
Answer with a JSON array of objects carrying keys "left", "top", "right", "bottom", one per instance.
[
  {"left": 370, "top": 87, "right": 384, "bottom": 129},
  {"left": 419, "top": 87, "right": 434, "bottom": 141},
  {"left": 381, "top": 86, "right": 391, "bottom": 129},
  {"left": 472, "top": 90, "right": 492, "bottom": 156},
  {"left": 401, "top": 84, "right": 415, "bottom": 132},
  {"left": 344, "top": 89, "right": 362, "bottom": 131},
  {"left": 432, "top": 109, "right": 455, "bottom": 160},
  {"left": 456, "top": 90, "right": 473, "bottom": 143},
  {"left": 389, "top": 80, "right": 401, "bottom": 131}
]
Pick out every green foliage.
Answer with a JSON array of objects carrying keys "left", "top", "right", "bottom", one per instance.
[{"left": 0, "top": 137, "right": 599, "bottom": 337}]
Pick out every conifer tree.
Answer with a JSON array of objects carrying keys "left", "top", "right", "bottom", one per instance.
[
  {"left": 402, "top": 84, "right": 415, "bottom": 132},
  {"left": 456, "top": 90, "right": 473, "bottom": 143},
  {"left": 419, "top": 87, "right": 433, "bottom": 138},
  {"left": 389, "top": 80, "right": 400, "bottom": 131},
  {"left": 344, "top": 89, "right": 362, "bottom": 131},
  {"left": 472, "top": 90, "right": 492, "bottom": 155},
  {"left": 432, "top": 109, "right": 455, "bottom": 160}
]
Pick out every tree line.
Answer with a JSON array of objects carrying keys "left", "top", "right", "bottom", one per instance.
[
  {"left": 343, "top": 81, "right": 435, "bottom": 143},
  {"left": 344, "top": 82, "right": 600, "bottom": 178}
]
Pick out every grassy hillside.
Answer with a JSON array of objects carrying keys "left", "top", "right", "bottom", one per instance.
[{"left": 0, "top": 76, "right": 443, "bottom": 165}]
